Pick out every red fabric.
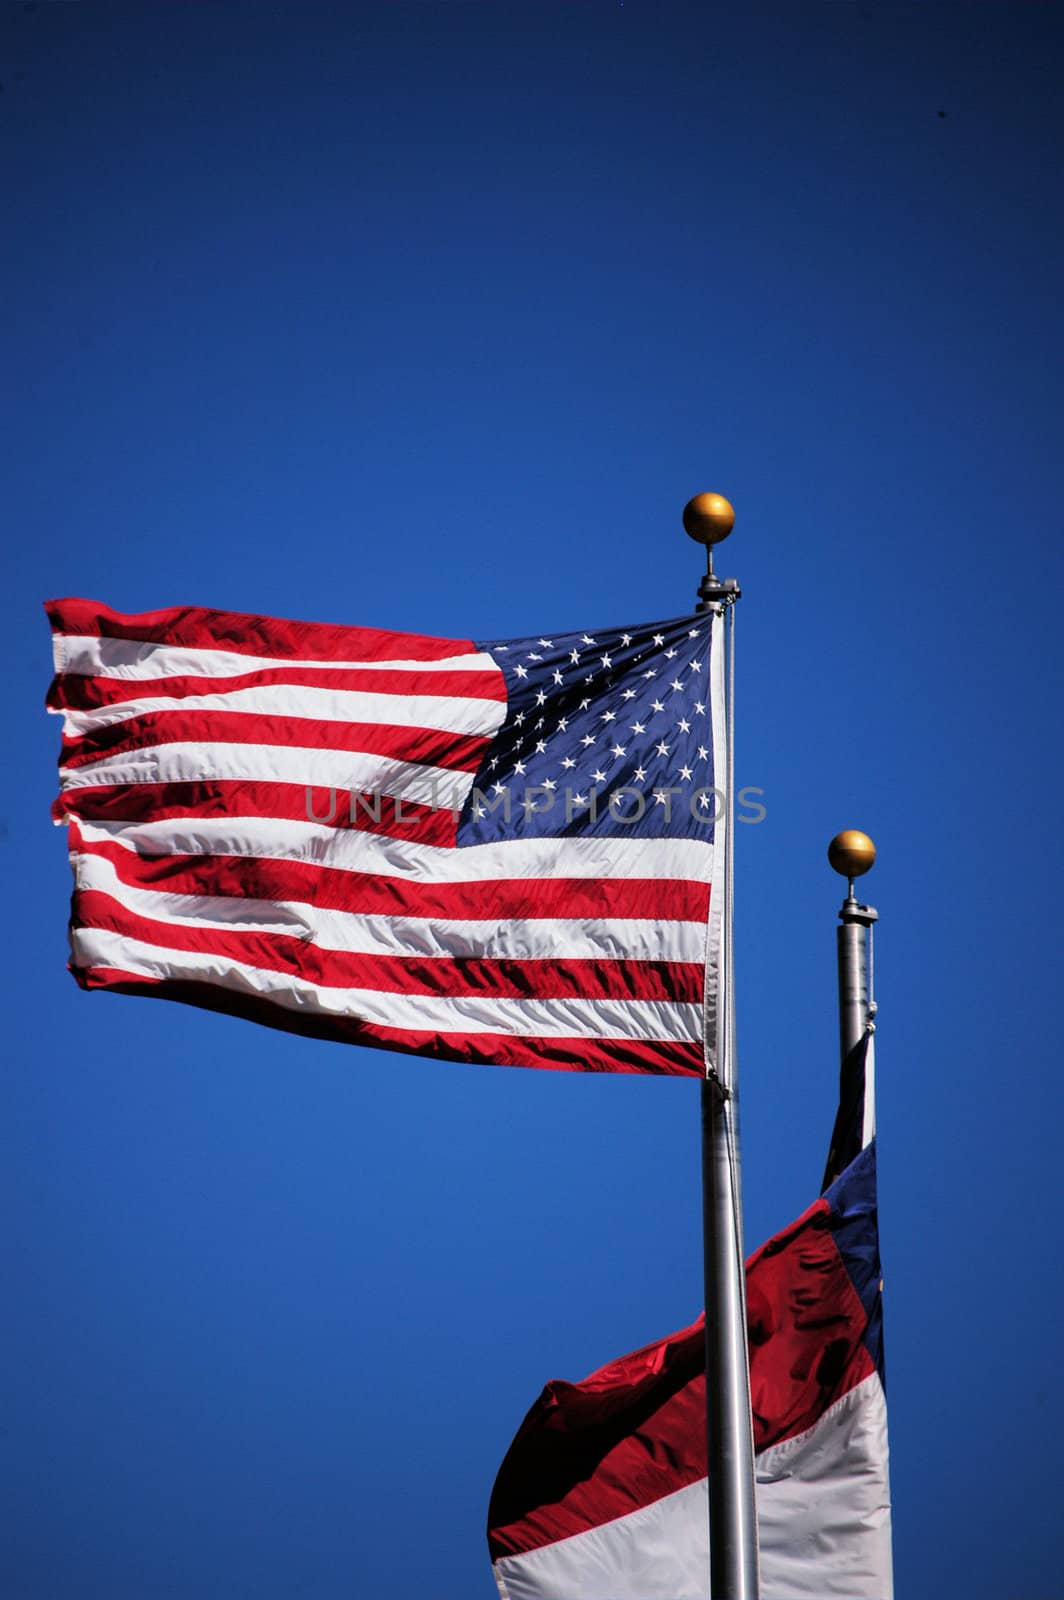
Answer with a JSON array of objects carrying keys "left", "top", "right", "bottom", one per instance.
[
  {"left": 71, "top": 971, "right": 705, "bottom": 1077},
  {"left": 488, "top": 1198, "right": 874, "bottom": 1560},
  {"left": 73, "top": 888, "right": 704, "bottom": 1004},
  {"left": 71, "top": 832, "right": 711, "bottom": 925},
  {"left": 46, "top": 597, "right": 473, "bottom": 664}
]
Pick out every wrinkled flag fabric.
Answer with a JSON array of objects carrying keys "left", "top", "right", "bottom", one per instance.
[
  {"left": 47, "top": 598, "right": 729, "bottom": 1075},
  {"left": 488, "top": 1037, "right": 891, "bottom": 1598}
]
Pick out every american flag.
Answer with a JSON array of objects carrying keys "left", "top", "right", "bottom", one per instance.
[{"left": 47, "top": 597, "right": 728, "bottom": 1076}]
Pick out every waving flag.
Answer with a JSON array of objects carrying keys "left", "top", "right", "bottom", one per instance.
[
  {"left": 488, "top": 1036, "right": 891, "bottom": 1598},
  {"left": 47, "top": 598, "right": 728, "bottom": 1076}
]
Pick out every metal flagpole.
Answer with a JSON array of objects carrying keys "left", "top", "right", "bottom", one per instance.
[
  {"left": 827, "top": 830, "right": 878, "bottom": 1063},
  {"left": 685, "top": 494, "right": 760, "bottom": 1600}
]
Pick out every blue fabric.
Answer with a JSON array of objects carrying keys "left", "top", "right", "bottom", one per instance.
[
  {"left": 461, "top": 612, "right": 717, "bottom": 842},
  {"left": 825, "top": 1140, "right": 884, "bottom": 1380}
]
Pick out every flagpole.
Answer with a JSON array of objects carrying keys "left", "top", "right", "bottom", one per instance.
[
  {"left": 685, "top": 494, "right": 760, "bottom": 1600},
  {"left": 828, "top": 830, "right": 878, "bottom": 1063}
]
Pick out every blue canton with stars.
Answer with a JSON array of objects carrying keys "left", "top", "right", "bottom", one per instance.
[{"left": 456, "top": 613, "right": 719, "bottom": 843}]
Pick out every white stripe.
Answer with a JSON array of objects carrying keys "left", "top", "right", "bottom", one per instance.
[
  {"left": 53, "top": 633, "right": 497, "bottom": 681},
  {"left": 72, "top": 817, "right": 716, "bottom": 887},
  {"left": 56, "top": 683, "right": 507, "bottom": 739},
  {"left": 862, "top": 1033, "right": 877, "bottom": 1148},
  {"left": 494, "top": 1477, "right": 707, "bottom": 1600},
  {"left": 73, "top": 849, "right": 708, "bottom": 963},
  {"left": 72, "top": 927, "right": 702, "bottom": 1041},
  {"left": 492, "top": 1375, "right": 892, "bottom": 1600},
  {"left": 755, "top": 1374, "right": 892, "bottom": 1599},
  {"left": 59, "top": 744, "right": 475, "bottom": 812}
]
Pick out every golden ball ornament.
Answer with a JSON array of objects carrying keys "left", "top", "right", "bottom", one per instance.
[
  {"left": 827, "top": 830, "right": 876, "bottom": 878},
  {"left": 682, "top": 492, "right": 736, "bottom": 546}
]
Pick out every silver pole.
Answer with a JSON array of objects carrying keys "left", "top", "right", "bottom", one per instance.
[
  {"left": 837, "top": 896, "right": 871, "bottom": 1063},
  {"left": 686, "top": 493, "right": 759, "bottom": 1600},
  {"left": 700, "top": 1076, "right": 759, "bottom": 1597},
  {"left": 827, "top": 831, "right": 879, "bottom": 1067}
]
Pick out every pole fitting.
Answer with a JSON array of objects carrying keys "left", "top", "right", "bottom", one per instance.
[
  {"left": 840, "top": 895, "right": 878, "bottom": 927},
  {"left": 698, "top": 573, "right": 742, "bottom": 608}
]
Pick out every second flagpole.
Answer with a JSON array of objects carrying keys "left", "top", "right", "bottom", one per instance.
[{"left": 685, "top": 494, "right": 760, "bottom": 1599}]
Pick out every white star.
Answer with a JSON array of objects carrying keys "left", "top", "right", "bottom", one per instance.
[
  {"left": 528, "top": 652, "right": 542, "bottom": 661},
  {"left": 677, "top": 717, "right": 691, "bottom": 733},
  {"left": 665, "top": 648, "right": 677, "bottom": 659},
  {"left": 536, "top": 690, "right": 547, "bottom": 706},
  {"left": 699, "top": 792, "right": 712, "bottom": 809},
  {"left": 572, "top": 793, "right": 588, "bottom": 808},
  {"left": 514, "top": 664, "right": 528, "bottom": 679},
  {"left": 592, "top": 768, "right": 607, "bottom": 783},
  {"left": 621, "top": 633, "right": 632, "bottom": 646},
  {"left": 488, "top": 756, "right": 498, "bottom": 769},
  {"left": 585, "top": 674, "right": 594, "bottom": 684},
  {"left": 656, "top": 740, "right": 670, "bottom": 756},
  {"left": 642, "top": 670, "right": 656, "bottom": 679},
  {"left": 535, "top": 739, "right": 547, "bottom": 753},
  {"left": 601, "top": 710, "right": 616, "bottom": 722},
  {"left": 579, "top": 697, "right": 591, "bottom": 709},
  {"left": 581, "top": 734, "right": 596, "bottom": 747},
  {"left": 653, "top": 790, "right": 668, "bottom": 807},
  {"left": 621, "top": 688, "right": 636, "bottom": 700},
  {"left": 543, "top": 777, "right": 557, "bottom": 791},
  {"left": 634, "top": 765, "right": 646, "bottom": 781},
  {"left": 689, "top": 660, "right": 702, "bottom": 673},
  {"left": 653, "top": 633, "right": 665, "bottom": 646},
  {"left": 515, "top": 711, "right": 525, "bottom": 725},
  {"left": 473, "top": 803, "right": 485, "bottom": 818},
  {"left": 492, "top": 781, "right": 506, "bottom": 795},
  {"left": 631, "top": 721, "right": 645, "bottom": 734},
  {"left": 651, "top": 699, "right": 665, "bottom": 713},
  {"left": 694, "top": 701, "right": 705, "bottom": 716},
  {"left": 552, "top": 670, "right": 564, "bottom": 685},
  {"left": 688, "top": 628, "right": 699, "bottom": 637},
  {"left": 562, "top": 756, "right": 576, "bottom": 769},
  {"left": 600, "top": 653, "right": 612, "bottom": 669},
  {"left": 611, "top": 743, "right": 626, "bottom": 758},
  {"left": 581, "top": 634, "right": 597, "bottom": 646},
  {"left": 697, "top": 745, "right": 709, "bottom": 760},
  {"left": 539, "top": 638, "right": 553, "bottom": 647},
  {"left": 514, "top": 759, "right": 526, "bottom": 775},
  {"left": 557, "top": 717, "right": 568, "bottom": 732},
  {"left": 680, "top": 765, "right": 693, "bottom": 781},
  {"left": 671, "top": 679, "right": 684, "bottom": 692},
  {"left": 570, "top": 648, "right": 580, "bottom": 663}
]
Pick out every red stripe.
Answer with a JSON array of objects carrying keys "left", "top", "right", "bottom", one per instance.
[
  {"left": 73, "top": 889, "right": 704, "bottom": 1003},
  {"left": 49, "top": 662, "right": 506, "bottom": 710},
  {"left": 46, "top": 597, "right": 476, "bottom": 664},
  {"left": 488, "top": 1202, "right": 876, "bottom": 1560},
  {"left": 68, "top": 966, "right": 704, "bottom": 1077},
  {"left": 74, "top": 835, "right": 713, "bottom": 925},
  {"left": 60, "top": 709, "right": 490, "bottom": 774},
  {"left": 53, "top": 780, "right": 459, "bottom": 846}
]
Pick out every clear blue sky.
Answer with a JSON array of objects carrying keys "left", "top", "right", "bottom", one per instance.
[{"left": 4, "top": 4, "right": 1062, "bottom": 1597}]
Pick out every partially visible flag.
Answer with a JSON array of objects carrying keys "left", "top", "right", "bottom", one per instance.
[
  {"left": 47, "top": 598, "right": 728, "bottom": 1076},
  {"left": 487, "top": 1034, "right": 891, "bottom": 1599}
]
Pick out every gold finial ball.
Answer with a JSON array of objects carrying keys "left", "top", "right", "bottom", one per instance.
[
  {"left": 828, "top": 830, "right": 876, "bottom": 879},
  {"left": 683, "top": 492, "right": 736, "bottom": 546}
]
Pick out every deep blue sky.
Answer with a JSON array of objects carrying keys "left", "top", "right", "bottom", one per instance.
[{"left": 4, "top": 4, "right": 1062, "bottom": 1597}]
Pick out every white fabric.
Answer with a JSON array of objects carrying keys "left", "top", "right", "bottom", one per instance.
[
  {"left": 72, "top": 848, "right": 707, "bottom": 964},
  {"left": 72, "top": 817, "right": 714, "bottom": 886},
  {"left": 73, "top": 926, "right": 704, "bottom": 1042},
  {"left": 51, "top": 633, "right": 497, "bottom": 680},
  {"left": 493, "top": 1374, "right": 893, "bottom": 1600}
]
